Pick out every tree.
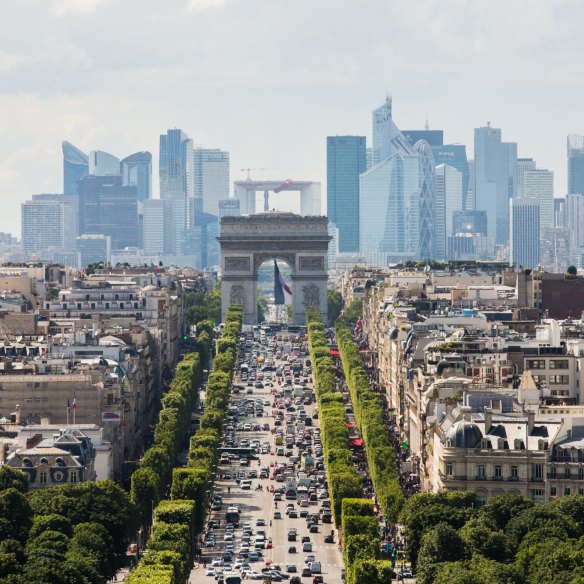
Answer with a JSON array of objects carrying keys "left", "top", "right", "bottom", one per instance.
[
  {"left": 29, "top": 514, "right": 73, "bottom": 539},
  {"left": 0, "top": 467, "right": 28, "bottom": 494},
  {"left": 327, "top": 289, "right": 344, "bottom": 323},
  {"left": 0, "top": 488, "right": 32, "bottom": 542},
  {"left": 568, "top": 265, "right": 578, "bottom": 276},
  {"left": 341, "top": 299, "right": 362, "bottom": 323},
  {"left": 415, "top": 523, "right": 466, "bottom": 584},
  {"left": 460, "top": 519, "right": 509, "bottom": 562},
  {"left": 479, "top": 493, "right": 534, "bottom": 531}
]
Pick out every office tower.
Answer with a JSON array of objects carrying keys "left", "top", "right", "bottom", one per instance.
[
  {"left": 360, "top": 97, "right": 419, "bottom": 256},
  {"left": 326, "top": 136, "right": 366, "bottom": 253},
  {"left": 510, "top": 198, "right": 540, "bottom": 269},
  {"left": 555, "top": 197, "right": 566, "bottom": 228},
  {"left": 62, "top": 141, "right": 88, "bottom": 195},
  {"left": 403, "top": 130, "right": 444, "bottom": 147},
  {"left": 567, "top": 194, "right": 584, "bottom": 267},
  {"left": 218, "top": 199, "right": 240, "bottom": 218},
  {"left": 436, "top": 164, "right": 464, "bottom": 255},
  {"left": 433, "top": 144, "right": 469, "bottom": 209},
  {"left": 187, "top": 210, "right": 219, "bottom": 268},
  {"left": 143, "top": 200, "right": 173, "bottom": 255},
  {"left": 523, "top": 169, "right": 554, "bottom": 229},
  {"left": 159, "top": 129, "right": 194, "bottom": 200},
  {"left": 474, "top": 124, "right": 517, "bottom": 247},
  {"left": 517, "top": 158, "right": 536, "bottom": 196},
  {"left": 77, "top": 175, "right": 139, "bottom": 249},
  {"left": 194, "top": 148, "right": 230, "bottom": 217},
  {"left": 22, "top": 195, "right": 77, "bottom": 253},
  {"left": 121, "top": 152, "right": 152, "bottom": 202},
  {"left": 76, "top": 234, "right": 111, "bottom": 267},
  {"left": 328, "top": 222, "right": 339, "bottom": 265},
  {"left": 467, "top": 160, "right": 475, "bottom": 210},
  {"left": 568, "top": 135, "right": 584, "bottom": 195},
  {"left": 452, "top": 210, "right": 488, "bottom": 236},
  {"left": 88, "top": 150, "right": 121, "bottom": 176},
  {"left": 413, "top": 140, "right": 437, "bottom": 259},
  {"left": 366, "top": 147, "right": 372, "bottom": 170}
]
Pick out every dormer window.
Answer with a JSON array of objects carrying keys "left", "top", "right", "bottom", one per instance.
[
  {"left": 22, "top": 457, "right": 33, "bottom": 467},
  {"left": 55, "top": 457, "right": 66, "bottom": 466},
  {"left": 481, "top": 439, "right": 490, "bottom": 449}
]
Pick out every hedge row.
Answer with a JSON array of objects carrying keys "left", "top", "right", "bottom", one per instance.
[
  {"left": 305, "top": 308, "right": 363, "bottom": 529},
  {"left": 127, "top": 306, "right": 243, "bottom": 583},
  {"left": 170, "top": 305, "right": 243, "bottom": 532},
  {"left": 130, "top": 351, "right": 202, "bottom": 526},
  {"left": 335, "top": 320, "right": 404, "bottom": 523}
]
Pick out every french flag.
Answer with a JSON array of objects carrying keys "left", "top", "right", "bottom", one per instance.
[{"left": 274, "top": 260, "right": 292, "bottom": 306}]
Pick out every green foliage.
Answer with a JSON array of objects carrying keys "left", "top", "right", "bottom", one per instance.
[
  {"left": 327, "top": 288, "right": 344, "bottom": 323},
  {"left": 341, "top": 299, "right": 362, "bottom": 323},
  {"left": 416, "top": 523, "right": 466, "bottom": 584},
  {"left": 350, "top": 559, "right": 393, "bottom": 584},
  {"left": 568, "top": 265, "right": 578, "bottom": 276},
  {"left": 185, "top": 283, "right": 221, "bottom": 327},
  {"left": 0, "top": 488, "right": 32, "bottom": 542},
  {"left": 28, "top": 514, "right": 73, "bottom": 539},
  {"left": 0, "top": 466, "right": 28, "bottom": 494}
]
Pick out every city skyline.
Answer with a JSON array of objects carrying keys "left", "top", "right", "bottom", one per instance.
[{"left": 1, "top": 1, "right": 584, "bottom": 236}]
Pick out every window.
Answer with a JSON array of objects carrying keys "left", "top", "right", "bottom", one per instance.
[
  {"left": 565, "top": 487, "right": 572, "bottom": 496},
  {"left": 550, "top": 360, "right": 569, "bottom": 369},
  {"left": 533, "top": 375, "right": 547, "bottom": 384},
  {"left": 494, "top": 465, "right": 502, "bottom": 478},
  {"left": 566, "top": 468, "right": 571, "bottom": 479},
  {"left": 527, "top": 359, "right": 546, "bottom": 369},
  {"left": 477, "top": 464, "right": 486, "bottom": 478},
  {"left": 580, "top": 488, "right": 584, "bottom": 496},
  {"left": 511, "top": 466, "right": 519, "bottom": 479},
  {"left": 532, "top": 488, "right": 544, "bottom": 503},
  {"left": 550, "top": 375, "right": 570, "bottom": 384},
  {"left": 551, "top": 486, "right": 557, "bottom": 496},
  {"left": 532, "top": 463, "right": 544, "bottom": 480},
  {"left": 39, "top": 471, "right": 47, "bottom": 484},
  {"left": 70, "top": 471, "right": 77, "bottom": 483},
  {"left": 91, "top": 303, "right": 95, "bottom": 310},
  {"left": 445, "top": 463, "right": 453, "bottom": 476},
  {"left": 579, "top": 468, "right": 583, "bottom": 480},
  {"left": 550, "top": 467, "right": 557, "bottom": 478}
]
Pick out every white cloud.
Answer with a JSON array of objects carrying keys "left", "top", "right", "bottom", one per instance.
[
  {"left": 0, "top": 52, "right": 27, "bottom": 72},
  {"left": 186, "top": 0, "right": 230, "bottom": 11},
  {"left": 50, "top": 0, "right": 109, "bottom": 16}
]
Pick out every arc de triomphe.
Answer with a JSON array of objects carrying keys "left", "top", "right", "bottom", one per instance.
[{"left": 218, "top": 213, "right": 331, "bottom": 325}]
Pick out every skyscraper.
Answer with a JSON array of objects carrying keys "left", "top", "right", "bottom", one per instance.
[
  {"left": 523, "top": 169, "right": 554, "bottom": 230},
  {"left": 121, "top": 152, "right": 152, "bottom": 202},
  {"left": 435, "top": 164, "right": 464, "bottom": 252},
  {"left": 403, "top": 130, "right": 444, "bottom": 147},
  {"left": 77, "top": 175, "right": 140, "bottom": 250},
  {"left": 474, "top": 124, "right": 517, "bottom": 247},
  {"left": 516, "top": 158, "right": 536, "bottom": 196},
  {"left": 371, "top": 95, "right": 394, "bottom": 165},
  {"left": 159, "top": 129, "right": 194, "bottom": 200},
  {"left": 194, "top": 148, "right": 230, "bottom": 217},
  {"left": 22, "top": 195, "right": 77, "bottom": 253},
  {"left": 568, "top": 135, "right": 584, "bottom": 195},
  {"left": 326, "top": 135, "right": 366, "bottom": 253},
  {"left": 142, "top": 199, "right": 173, "bottom": 255},
  {"left": 62, "top": 141, "right": 88, "bottom": 195},
  {"left": 432, "top": 144, "right": 469, "bottom": 210},
  {"left": 567, "top": 194, "right": 584, "bottom": 267},
  {"left": 88, "top": 150, "right": 121, "bottom": 176},
  {"left": 413, "top": 140, "right": 437, "bottom": 259},
  {"left": 510, "top": 197, "right": 540, "bottom": 268}
]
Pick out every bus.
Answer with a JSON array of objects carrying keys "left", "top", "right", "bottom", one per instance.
[
  {"left": 224, "top": 573, "right": 242, "bottom": 584},
  {"left": 225, "top": 506, "right": 240, "bottom": 527}
]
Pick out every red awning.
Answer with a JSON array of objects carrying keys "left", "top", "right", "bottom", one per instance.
[
  {"left": 350, "top": 438, "right": 363, "bottom": 447},
  {"left": 329, "top": 349, "right": 339, "bottom": 356},
  {"left": 346, "top": 423, "right": 354, "bottom": 428}
]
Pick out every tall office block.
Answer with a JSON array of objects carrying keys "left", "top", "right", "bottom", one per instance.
[
  {"left": 413, "top": 140, "right": 437, "bottom": 259},
  {"left": 88, "top": 150, "right": 120, "bottom": 176},
  {"left": 371, "top": 95, "right": 394, "bottom": 165},
  {"left": 76, "top": 234, "right": 111, "bottom": 267},
  {"left": 555, "top": 197, "right": 567, "bottom": 228},
  {"left": 218, "top": 199, "right": 240, "bottom": 218},
  {"left": 567, "top": 194, "right": 584, "bottom": 267},
  {"left": 77, "top": 175, "right": 139, "bottom": 250},
  {"left": 326, "top": 136, "right": 366, "bottom": 252},
  {"left": 62, "top": 141, "right": 88, "bottom": 195},
  {"left": 452, "top": 210, "right": 487, "bottom": 236},
  {"left": 159, "top": 129, "right": 194, "bottom": 200},
  {"left": 436, "top": 164, "right": 464, "bottom": 254},
  {"left": 568, "top": 135, "right": 584, "bottom": 195},
  {"left": 517, "top": 158, "right": 536, "bottom": 196},
  {"left": 403, "top": 130, "right": 443, "bottom": 147},
  {"left": 510, "top": 198, "right": 540, "bottom": 269},
  {"left": 143, "top": 200, "right": 172, "bottom": 255},
  {"left": 194, "top": 148, "right": 230, "bottom": 217},
  {"left": 474, "top": 124, "right": 517, "bottom": 247},
  {"left": 523, "top": 169, "right": 554, "bottom": 230},
  {"left": 366, "top": 147, "right": 373, "bottom": 170},
  {"left": 22, "top": 195, "right": 77, "bottom": 253},
  {"left": 433, "top": 144, "right": 469, "bottom": 210},
  {"left": 121, "top": 152, "right": 152, "bottom": 202}
]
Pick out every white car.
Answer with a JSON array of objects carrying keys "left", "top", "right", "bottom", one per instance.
[
  {"left": 205, "top": 568, "right": 216, "bottom": 577},
  {"left": 223, "top": 534, "right": 233, "bottom": 542}
]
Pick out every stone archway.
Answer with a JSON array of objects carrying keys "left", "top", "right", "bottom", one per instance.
[{"left": 218, "top": 213, "right": 331, "bottom": 325}]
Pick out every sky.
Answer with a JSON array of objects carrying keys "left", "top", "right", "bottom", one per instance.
[{"left": 1, "top": 0, "right": 584, "bottom": 236}]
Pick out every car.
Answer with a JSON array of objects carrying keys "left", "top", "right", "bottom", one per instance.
[
  {"left": 309, "top": 562, "right": 321, "bottom": 574},
  {"left": 302, "top": 542, "right": 313, "bottom": 552},
  {"left": 256, "top": 518, "right": 266, "bottom": 526},
  {"left": 312, "top": 577, "right": 324, "bottom": 584},
  {"left": 289, "top": 511, "right": 298, "bottom": 518},
  {"left": 301, "top": 567, "right": 312, "bottom": 577},
  {"left": 274, "top": 511, "right": 282, "bottom": 519},
  {"left": 249, "top": 551, "right": 260, "bottom": 562},
  {"left": 400, "top": 568, "right": 413, "bottom": 578},
  {"left": 309, "top": 525, "right": 319, "bottom": 533},
  {"left": 304, "top": 555, "right": 315, "bottom": 565},
  {"left": 205, "top": 568, "right": 216, "bottom": 577},
  {"left": 288, "top": 545, "right": 297, "bottom": 553},
  {"left": 247, "top": 571, "right": 264, "bottom": 580},
  {"left": 286, "top": 563, "right": 297, "bottom": 573}
]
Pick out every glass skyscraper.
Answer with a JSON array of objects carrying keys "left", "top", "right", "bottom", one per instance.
[
  {"left": 510, "top": 197, "right": 540, "bottom": 269},
  {"left": 194, "top": 148, "right": 230, "bottom": 217},
  {"left": 432, "top": 144, "right": 469, "bottom": 209},
  {"left": 159, "top": 129, "right": 194, "bottom": 200},
  {"left": 414, "top": 140, "right": 437, "bottom": 260},
  {"left": 121, "top": 152, "right": 152, "bottom": 202},
  {"left": 89, "top": 150, "right": 120, "bottom": 176},
  {"left": 568, "top": 135, "right": 584, "bottom": 196},
  {"left": 326, "top": 135, "right": 366, "bottom": 253},
  {"left": 62, "top": 141, "right": 88, "bottom": 195}
]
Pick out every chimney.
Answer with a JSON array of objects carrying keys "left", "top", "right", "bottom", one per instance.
[
  {"left": 10, "top": 404, "right": 21, "bottom": 425},
  {"left": 484, "top": 407, "right": 493, "bottom": 434},
  {"left": 527, "top": 409, "right": 535, "bottom": 434},
  {"left": 26, "top": 434, "right": 43, "bottom": 449}
]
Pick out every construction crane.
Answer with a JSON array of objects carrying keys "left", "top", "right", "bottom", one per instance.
[{"left": 240, "top": 167, "right": 274, "bottom": 181}]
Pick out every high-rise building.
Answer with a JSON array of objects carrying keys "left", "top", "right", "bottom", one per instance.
[
  {"left": 360, "top": 97, "right": 419, "bottom": 257},
  {"left": 159, "top": 129, "right": 194, "bottom": 200},
  {"left": 77, "top": 175, "right": 140, "bottom": 250},
  {"left": 435, "top": 164, "right": 464, "bottom": 254},
  {"left": 22, "top": 195, "right": 77, "bottom": 253},
  {"left": 433, "top": 144, "right": 469, "bottom": 209},
  {"left": 510, "top": 197, "right": 540, "bottom": 269},
  {"left": 516, "top": 158, "right": 536, "bottom": 196},
  {"left": 555, "top": 197, "right": 567, "bottom": 228},
  {"left": 193, "top": 148, "right": 230, "bottom": 217},
  {"left": 523, "top": 169, "right": 554, "bottom": 230},
  {"left": 567, "top": 194, "right": 584, "bottom": 267},
  {"left": 413, "top": 140, "right": 437, "bottom": 259},
  {"left": 143, "top": 200, "right": 172, "bottom": 255},
  {"left": 121, "top": 152, "right": 152, "bottom": 202},
  {"left": 218, "top": 199, "right": 240, "bottom": 218},
  {"left": 474, "top": 124, "right": 517, "bottom": 247},
  {"left": 568, "top": 135, "right": 584, "bottom": 195},
  {"left": 452, "top": 210, "right": 487, "bottom": 236},
  {"left": 366, "top": 147, "right": 373, "bottom": 170},
  {"left": 76, "top": 234, "right": 111, "bottom": 268},
  {"left": 403, "top": 130, "right": 444, "bottom": 147},
  {"left": 326, "top": 135, "right": 366, "bottom": 253},
  {"left": 88, "top": 150, "right": 120, "bottom": 176},
  {"left": 62, "top": 141, "right": 88, "bottom": 195}
]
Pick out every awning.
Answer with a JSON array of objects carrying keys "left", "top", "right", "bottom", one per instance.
[
  {"left": 329, "top": 349, "right": 339, "bottom": 356},
  {"left": 346, "top": 423, "right": 355, "bottom": 428},
  {"left": 350, "top": 438, "right": 363, "bottom": 447}
]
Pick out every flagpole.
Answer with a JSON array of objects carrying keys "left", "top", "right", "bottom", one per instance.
[{"left": 66, "top": 404, "right": 69, "bottom": 427}]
